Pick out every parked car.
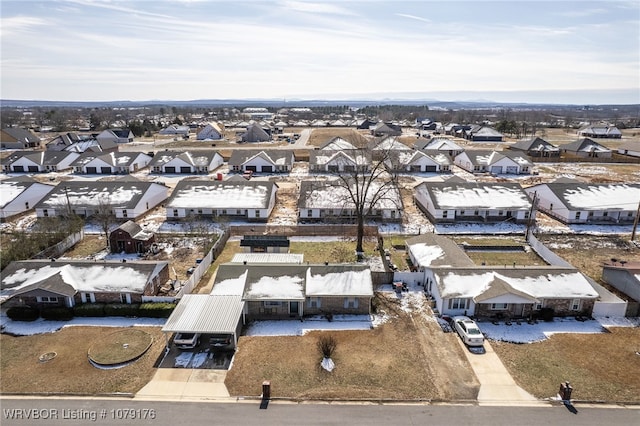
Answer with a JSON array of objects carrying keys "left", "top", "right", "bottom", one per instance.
[
  {"left": 452, "top": 316, "right": 484, "bottom": 347},
  {"left": 174, "top": 332, "right": 201, "bottom": 349},
  {"left": 208, "top": 334, "right": 232, "bottom": 348}
]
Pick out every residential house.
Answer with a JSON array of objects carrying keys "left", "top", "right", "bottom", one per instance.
[
  {"left": 96, "top": 129, "right": 134, "bottom": 144},
  {"left": 45, "top": 132, "right": 116, "bottom": 152},
  {"left": 413, "top": 180, "right": 533, "bottom": 223},
  {"left": 211, "top": 263, "right": 373, "bottom": 320},
  {"left": 4, "top": 151, "right": 80, "bottom": 173},
  {"left": 71, "top": 151, "right": 152, "bottom": 174},
  {"left": 240, "top": 122, "right": 271, "bottom": 142},
  {"left": 165, "top": 180, "right": 278, "bottom": 221},
  {"left": 0, "top": 128, "right": 41, "bottom": 149},
  {"left": 148, "top": 150, "right": 223, "bottom": 174},
  {"left": 405, "top": 234, "right": 599, "bottom": 318},
  {"left": 371, "top": 122, "right": 402, "bottom": 137},
  {"left": 414, "top": 137, "right": 464, "bottom": 158},
  {"left": 109, "top": 220, "right": 156, "bottom": 254},
  {"left": 384, "top": 150, "right": 451, "bottom": 173},
  {"left": 228, "top": 150, "right": 294, "bottom": 173},
  {"left": 356, "top": 118, "right": 377, "bottom": 130},
  {"left": 465, "top": 125, "right": 504, "bottom": 142},
  {"left": 159, "top": 124, "right": 190, "bottom": 136},
  {"left": 34, "top": 179, "right": 168, "bottom": 219},
  {"left": 523, "top": 181, "right": 640, "bottom": 224},
  {"left": 616, "top": 142, "right": 640, "bottom": 158},
  {"left": 367, "top": 136, "right": 411, "bottom": 152},
  {"left": 578, "top": 124, "right": 622, "bottom": 139},
  {"left": 0, "top": 260, "right": 170, "bottom": 307},
  {"left": 444, "top": 124, "right": 472, "bottom": 137},
  {"left": 318, "top": 137, "right": 358, "bottom": 151},
  {"left": 508, "top": 137, "right": 560, "bottom": 158},
  {"left": 196, "top": 122, "right": 223, "bottom": 140},
  {"left": 309, "top": 150, "right": 371, "bottom": 173},
  {"left": 298, "top": 179, "right": 402, "bottom": 222},
  {"left": 558, "top": 138, "right": 612, "bottom": 158},
  {"left": 454, "top": 150, "right": 533, "bottom": 174},
  {"left": 0, "top": 177, "right": 55, "bottom": 220}
]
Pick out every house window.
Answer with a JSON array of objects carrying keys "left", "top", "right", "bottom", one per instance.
[
  {"left": 524, "top": 211, "right": 530, "bottom": 219},
  {"left": 119, "top": 293, "right": 131, "bottom": 304},
  {"left": 232, "top": 165, "right": 240, "bottom": 171},
  {"left": 197, "top": 209, "right": 203, "bottom": 214},
  {"left": 263, "top": 301, "right": 281, "bottom": 307},
  {"left": 571, "top": 299, "right": 581, "bottom": 311},
  {"left": 122, "top": 210, "right": 128, "bottom": 218},
  {"left": 474, "top": 210, "right": 479, "bottom": 216},
  {"left": 491, "top": 303, "right": 508, "bottom": 310},
  {"left": 236, "top": 209, "right": 242, "bottom": 215},
  {"left": 307, "top": 297, "right": 322, "bottom": 308},
  {"left": 498, "top": 210, "right": 504, "bottom": 216},
  {"left": 574, "top": 212, "right": 580, "bottom": 220},
  {"left": 43, "top": 209, "right": 49, "bottom": 217},
  {"left": 442, "top": 211, "right": 448, "bottom": 218},
  {"left": 448, "top": 298, "right": 469, "bottom": 310},
  {"left": 173, "top": 209, "right": 179, "bottom": 217},
  {"left": 255, "top": 210, "right": 261, "bottom": 218},
  {"left": 460, "top": 210, "right": 465, "bottom": 215},
  {"left": 221, "top": 209, "right": 227, "bottom": 215},
  {"left": 344, "top": 298, "right": 359, "bottom": 309},
  {"left": 535, "top": 300, "right": 543, "bottom": 310},
  {"left": 37, "top": 296, "right": 58, "bottom": 303},
  {"left": 603, "top": 211, "right": 608, "bottom": 217},
  {"left": 549, "top": 203, "right": 553, "bottom": 211}
]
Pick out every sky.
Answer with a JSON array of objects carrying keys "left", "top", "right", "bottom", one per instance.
[{"left": 1, "top": 0, "right": 639, "bottom": 104}]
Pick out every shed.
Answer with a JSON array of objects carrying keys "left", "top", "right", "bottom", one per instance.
[{"left": 240, "top": 235, "right": 290, "bottom": 253}]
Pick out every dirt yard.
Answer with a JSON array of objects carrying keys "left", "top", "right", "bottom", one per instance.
[
  {"left": 0, "top": 326, "right": 165, "bottom": 394},
  {"left": 225, "top": 293, "right": 480, "bottom": 401},
  {"left": 492, "top": 327, "right": 640, "bottom": 402}
]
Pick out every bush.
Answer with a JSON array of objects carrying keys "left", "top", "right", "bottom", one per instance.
[
  {"left": 138, "top": 302, "right": 176, "bottom": 318},
  {"left": 104, "top": 303, "right": 140, "bottom": 317},
  {"left": 317, "top": 334, "right": 337, "bottom": 359},
  {"left": 6, "top": 306, "right": 40, "bottom": 322},
  {"left": 41, "top": 307, "right": 74, "bottom": 321},
  {"left": 539, "top": 307, "right": 555, "bottom": 322},
  {"left": 73, "top": 303, "right": 106, "bottom": 317}
]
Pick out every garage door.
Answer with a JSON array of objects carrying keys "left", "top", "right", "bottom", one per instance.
[
  {"left": 262, "top": 166, "right": 273, "bottom": 173},
  {"left": 86, "top": 167, "right": 97, "bottom": 174},
  {"left": 506, "top": 166, "right": 518, "bottom": 174},
  {"left": 425, "top": 166, "right": 437, "bottom": 172},
  {"left": 165, "top": 166, "right": 176, "bottom": 173},
  {"left": 490, "top": 166, "right": 502, "bottom": 174},
  {"left": 101, "top": 167, "right": 111, "bottom": 174},
  {"left": 28, "top": 166, "right": 39, "bottom": 172},
  {"left": 180, "top": 166, "right": 191, "bottom": 174},
  {"left": 13, "top": 166, "right": 24, "bottom": 172},
  {"left": 246, "top": 166, "right": 257, "bottom": 172}
]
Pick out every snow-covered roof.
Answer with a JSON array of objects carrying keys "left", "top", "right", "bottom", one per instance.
[
  {"left": 433, "top": 267, "right": 599, "bottom": 300},
  {"left": 416, "top": 182, "right": 531, "bottom": 210},
  {"left": 166, "top": 180, "right": 276, "bottom": 209},
  {"left": 1, "top": 260, "right": 167, "bottom": 303},
  {"left": 531, "top": 183, "right": 640, "bottom": 211},
  {"left": 306, "top": 267, "right": 373, "bottom": 297},
  {"left": 406, "top": 234, "right": 474, "bottom": 267},
  {"left": 299, "top": 179, "right": 401, "bottom": 210},
  {"left": 231, "top": 253, "right": 304, "bottom": 264}
]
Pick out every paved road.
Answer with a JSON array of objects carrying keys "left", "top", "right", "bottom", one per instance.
[{"left": 1, "top": 398, "right": 638, "bottom": 426}]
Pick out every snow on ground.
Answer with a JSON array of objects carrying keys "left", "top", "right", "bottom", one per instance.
[
  {"left": 244, "top": 315, "right": 374, "bottom": 336},
  {"left": 0, "top": 316, "right": 165, "bottom": 336}
]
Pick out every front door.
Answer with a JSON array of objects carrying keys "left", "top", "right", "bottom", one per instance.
[{"left": 289, "top": 301, "right": 299, "bottom": 317}]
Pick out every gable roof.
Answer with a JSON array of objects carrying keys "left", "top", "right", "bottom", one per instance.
[
  {"left": 0, "top": 178, "right": 54, "bottom": 209},
  {"left": 559, "top": 138, "right": 611, "bottom": 153},
  {"left": 415, "top": 181, "right": 531, "bottom": 210},
  {"left": 35, "top": 180, "right": 165, "bottom": 210},
  {"left": 112, "top": 220, "right": 154, "bottom": 241},
  {"left": 7, "top": 151, "right": 78, "bottom": 167},
  {"left": 415, "top": 137, "right": 464, "bottom": 151},
  {"left": 528, "top": 182, "right": 640, "bottom": 211},
  {"left": 166, "top": 180, "right": 277, "bottom": 209},
  {"left": 228, "top": 149, "right": 293, "bottom": 167},
  {"left": 1, "top": 260, "right": 168, "bottom": 303},
  {"left": 298, "top": 179, "right": 401, "bottom": 210},
  {"left": 241, "top": 123, "right": 271, "bottom": 142},
  {"left": 309, "top": 149, "right": 370, "bottom": 167},
  {"left": 368, "top": 136, "right": 411, "bottom": 151},
  {"left": 458, "top": 150, "right": 532, "bottom": 167},
  {"left": 319, "top": 137, "right": 357, "bottom": 151},
  {"left": 510, "top": 137, "right": 559, "bottom": 152},
  {"left": 1, "top": 128, "right": 40, "bottom": 143},
  {"left": 405, "top": 234, "right": 475, "bottom": 268}
]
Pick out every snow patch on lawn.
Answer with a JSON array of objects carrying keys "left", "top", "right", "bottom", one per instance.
[
  {"left": 1, "top": 316, "right": 165, "bottom": 336},
  {"left": 245, "top": 315, "right": 374, "bottom": 336}
]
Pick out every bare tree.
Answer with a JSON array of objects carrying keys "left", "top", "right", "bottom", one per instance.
[
  {"left": 315, "top": 142, "right": 402, "bottom": 255},
  {"left": 94, "top": 194, "right": 117, "bottom": 251}
]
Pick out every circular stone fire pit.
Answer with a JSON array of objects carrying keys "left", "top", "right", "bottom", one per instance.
[
  {"left": 39, "top": 352, "right": 57, "bottom": 363},
  {"left": 88, "top": 329, "right": 153, "bottom": 367}
]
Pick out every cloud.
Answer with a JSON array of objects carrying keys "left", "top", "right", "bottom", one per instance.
[
  {"left": 395, "top": 13, "right": 431, "bottom": 24},
  {"left": 0, "top": 16, "right": 48, "bottom": 37},
  {"left": 279, "top": 0, "right": 356, "bottom": 16}
]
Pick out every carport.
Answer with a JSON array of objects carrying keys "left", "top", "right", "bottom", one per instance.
[{"left": 162, "top": 294, "right": 245, "bottom": 349}]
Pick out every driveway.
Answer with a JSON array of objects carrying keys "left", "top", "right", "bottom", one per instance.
[{"left": 457, "top": 338, "right": 540, "bottom": 406}]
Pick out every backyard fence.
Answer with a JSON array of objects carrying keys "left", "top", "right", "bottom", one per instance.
[{"left": 33, "top": 230, "right": 85, "bottom": 260}]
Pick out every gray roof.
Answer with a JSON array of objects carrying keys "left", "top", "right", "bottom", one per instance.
[
  {"left": 148, "top": 150, "right": 220, "bottom": 167},
  {"left": 162, "top": 294, "right": 244, "bottom": 334},
  {"left": 1, "top": 127, "right": 40, "bottom": 143},
  {"left": 7, "top": 151, "right": 78, "bottom": 166},
  {"left": 510, "top": 137, "right": 559, "bottom": 152},
  {"left": 458, "top": 150, "right": 532, "bottom": 166},
  {"left": 319, "top": 137, "right": 358, "bottom": 150},
  {"left": 228, "top": 149, "right": 293, "bottom": 167},
  {"left": 558, "top": 138, "right": 611, "bottom": 153},
  {"left": 528, "top": 182, "right": 640, "bottom": 211},
  {"left": 415, "top": 181, "right": 531, "bottom": 210}
]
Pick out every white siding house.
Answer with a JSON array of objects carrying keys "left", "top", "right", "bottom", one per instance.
[{"left": 0, "top": 178, "right": 55, "bottom": 219}]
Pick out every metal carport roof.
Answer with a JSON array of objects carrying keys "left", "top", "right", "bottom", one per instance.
[{"left": 162, "top": 294, "right": 244, "bottom": 334}]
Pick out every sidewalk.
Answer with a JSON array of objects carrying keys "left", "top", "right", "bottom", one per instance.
[{"left": 458, "top": 339, "right": 542, "bottom": 406}]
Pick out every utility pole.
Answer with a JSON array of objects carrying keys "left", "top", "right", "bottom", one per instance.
[
  {"left": 525, "top": 192, "right": 538, "bottom": 242},
  {"left": 63, "top": 186, "right": 72, "bottom": 216},
  {"left": 631, "top": 200, "right": 640, "bottom": 241}
]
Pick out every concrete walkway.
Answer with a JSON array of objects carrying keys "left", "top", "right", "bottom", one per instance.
[
  {"left": 459, "top": 339, "right": 541, "bottom": 406},
  {"left": 135, "top": 368, "right": 232, "bottom": 401}
]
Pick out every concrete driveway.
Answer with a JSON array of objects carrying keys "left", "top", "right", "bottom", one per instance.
[{"left": 456, "top": 337, "right": 540, "bottom": 406}]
